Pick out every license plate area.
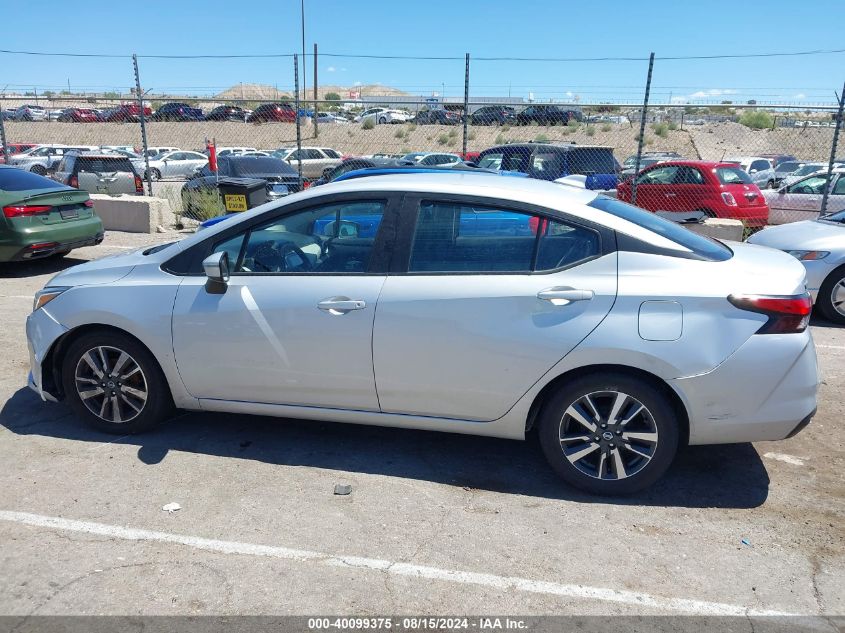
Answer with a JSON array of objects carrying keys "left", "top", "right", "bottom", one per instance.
[{"left": 60, "top": 209, "right": 79, "bottom": 220}]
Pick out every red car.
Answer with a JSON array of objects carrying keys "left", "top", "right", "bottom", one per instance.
[
  {"left": 57, "top": 108, "right": 98, "bottom": 123},
  {"left": 0, "top": 143, "right": 37, "bottom": 164},
  {"left": 246, "top": 103, "right": 297, "bottom": 123},
  {"left": 102, "top": 103, "right": 152, "bottom": 122},
  {"left": 617, "top": 160, "right": 769, "bottom": 227}
]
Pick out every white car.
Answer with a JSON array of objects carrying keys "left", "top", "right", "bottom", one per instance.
[
  {"left": 8, "top": 144, "right": 99, "bottom": 174},
  {"left": 316, "top": 112, "right": 349, "bottom": 125},
  {"left": 271, "top": 147, "right": 343, "bottom": 180},
  {"left": 13, "top": 105, "right": 48, "bottom": 121},
  {"left": 355, "top": 108, "right": 412, "bottom": 125},
  {"left": 762, "top": 168, "right": 845, "bottom": 224},
  {"left": 143, "top": 150, "right": 208, "bottom": 180},
  {"left": 401, "top": 152, "right": 462, "bottom": 167},
  {"left": 25, "top": 173, "right": 818, "bottom": 495},
  {"left": 145, "top": 147, "right": 181, "bottom": 159},
  {"left": 215, "top": 147, "right": 258, "bottom": 158},
  {"left": 723, "top": 156, "right": 773, "bottom": 177}
]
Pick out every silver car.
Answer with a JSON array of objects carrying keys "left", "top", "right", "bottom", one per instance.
[
  {"left": 748, "top": 207, "right": 845, "bottom": 324},
  {"left": 25, "top": 174, "right": 818, "bottom": 494},
  {"left": 762, "top": 168, "right": 845, "bottom": 224},
  {"left": 143, "top": 150, "right": 208, "bottom": 180}
]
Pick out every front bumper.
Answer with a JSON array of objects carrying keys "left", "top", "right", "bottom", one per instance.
[
  {"left": 26, "top": 307, "right": 69, "bottom": 401},
  {"left": 673, "top": 331, "right": 819, "bottom": 445}
]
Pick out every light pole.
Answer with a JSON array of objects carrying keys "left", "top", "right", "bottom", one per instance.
[{"left": 301, "top": 0, "right": 306, "bottom": 101}]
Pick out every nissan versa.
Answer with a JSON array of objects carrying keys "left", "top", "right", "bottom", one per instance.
[{"left": 25, "top": 174, "right": 818, "bottom": 494}]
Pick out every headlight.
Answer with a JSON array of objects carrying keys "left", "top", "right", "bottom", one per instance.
[
  {"left": 785, "top": 250, "right": 830, "bottom": 261},
  {"left": 33, "top": 287, "right": 70, "bottom": 312}
]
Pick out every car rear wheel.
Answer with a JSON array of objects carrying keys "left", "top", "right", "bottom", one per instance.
[
  {"left": 818, "top": 265, "right": 845, "bottom": 325},
  {"left": 146, "top": 168, "right": 161, "bottom": 181},
  {"left": 61, "top": 331, "right": 173, "bottom": 434},
  {"left": 378, "top": 117, "right": 387, "bottom": 124},
  {"left": 538, "top": 373, "right": 679, "bottom": 495}
]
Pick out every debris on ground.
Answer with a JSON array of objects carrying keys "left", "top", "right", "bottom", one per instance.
[
  {"left": 162, "top": 502, "right": 182, "bottom": 513},
  {"left": 334, "top": 484, "right": 352, "bottom": 496}
]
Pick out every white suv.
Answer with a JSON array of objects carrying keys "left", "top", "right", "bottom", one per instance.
[
  {"left": 355, "top": 108, "right": 411, "bottom": 125},
  {"left": 8, "top": 144, "right": 99, "bottom": 174}
]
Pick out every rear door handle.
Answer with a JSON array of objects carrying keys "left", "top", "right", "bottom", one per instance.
[
  {"left": 537, "top": 287, "right": 594, "bottom": 305},
  {"left": 665, "top": 192, "right": 677, "bottom": 197},
  {"left": 317, "top": 298, "right": 367, "bottom": 314}
]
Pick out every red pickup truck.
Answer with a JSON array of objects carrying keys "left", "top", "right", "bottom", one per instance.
[{"left": 102, "top": 103, "right": 152, "bottom": 122}]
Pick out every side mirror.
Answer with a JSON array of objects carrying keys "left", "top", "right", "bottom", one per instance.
[{"left": 202, "top": 251, "right": 230, "bottom": 289}]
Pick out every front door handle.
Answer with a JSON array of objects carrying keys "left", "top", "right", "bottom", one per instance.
[
  {"left": 317, "top": 297, "right": 367, "bottom": 314},
  {"left": 537, "top": 287, "right": 594, "bottom": 305},
  {"left": 665, "top": 192, "right": 677, "bottom": 197}
]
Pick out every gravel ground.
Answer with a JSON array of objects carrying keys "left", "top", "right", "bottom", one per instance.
[{"left": 0, "top": 232, "right": 842, "bottom": 622}]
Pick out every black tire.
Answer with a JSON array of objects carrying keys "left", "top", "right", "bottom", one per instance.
[
  {"left": 378, "top": 117, "right": 387, "bottom": 124},
  {"left": 147, "top": 168, "right": 161, "bottom": 181},
  {"left": 538, "top": 372, "right": 680, "bottom": 495},
  {"left": 817, "top": 265, "right": 845, "bottom": 325},
  {"left": 61, "top": 330, "right": 173, "bottom": 434}
]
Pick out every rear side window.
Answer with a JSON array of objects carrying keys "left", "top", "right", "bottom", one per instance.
[
  {"left": 568, "top": 149, "right": 616, "bottom": 175},
  {"left": 588, "top": 196, "right": 732, "bottom": 262},
  {"left": 715, "top": 167, "right": 752, "bottom": 185},
  {"left": 0, "top": 168, "right": 65, "bottom": 191},
  {"left": 409, "top": 201, "right": 600, "bottom": 273}
]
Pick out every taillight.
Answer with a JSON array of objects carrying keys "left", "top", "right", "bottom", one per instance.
[
  {"left": 302, "top": 180, "right": 312, "bottom": 189},
  {"left": 3, "top": 205, "right": 52, "bottom": 218},
  {"left": 721, "top": 192, "right": 737, "bottom": 206},
  {"left": 135, "top": 175, "right": 143, "bottom": 193},
  {"left": 728, "top": 293, "right": 813, "bottom": 334},
  {"left": 84, "top": 199, "right": 94, "bottom": 208},
  {"left": 69, "top": 175, "right": 78, "bottom": 188}
]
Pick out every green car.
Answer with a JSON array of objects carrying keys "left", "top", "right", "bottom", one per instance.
[{"left": 0, "top": 166, "right": 103, "bottom": 262}]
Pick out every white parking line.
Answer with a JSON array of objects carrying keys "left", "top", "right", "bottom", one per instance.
[
  {"left": 815, "top": 344, "right": 845, "bottom": 350},
  {"left": 0, "top": 509, "right": 795, "bottom": 616}
]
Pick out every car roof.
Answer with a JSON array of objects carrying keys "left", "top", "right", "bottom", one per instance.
[{"left": 482, "top": 143, "right": 612, "bottom": 151}]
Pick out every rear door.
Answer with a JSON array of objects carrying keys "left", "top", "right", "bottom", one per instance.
[
  {"left": 766, "top": 174, "right": 828, "bottom": 223},
  {"left": 630, "top": 164, "right": 679, "bottom": 211},
  {"left": 372, "top": 195, "right": 617, "bottom": 421}
]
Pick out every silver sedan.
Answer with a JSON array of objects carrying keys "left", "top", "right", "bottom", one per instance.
[
  {"left": 748, "top": 207, "right": 845, "bottom": 324},
  {"left": 26, "top": 174, "right": 818, "bottom": 494}
]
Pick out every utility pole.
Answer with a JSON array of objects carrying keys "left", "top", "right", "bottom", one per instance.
[
  {"left": 313, "top": 42, "right": 319, "bottom": 138},
  {"left": 631, "top": 52, "right": 655, "bottom": 206},
  {"left": 300, "top": 0, "right": 306, "bottom": 101},
  {"left": 821, "top": 80, "right": 845, "bottom": 215},
  {"left": 133, "top": 54, "right": 153, "bottom": 196}
]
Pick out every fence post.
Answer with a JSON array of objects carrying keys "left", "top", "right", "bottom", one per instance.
[
  {"left": 630, "top": 52, "right": 655, "bottom": 206},
  {"left": 294, "top": 54, "right": 303, "bottom": 187},
  {"left": 132, "top": 54, "right": 153, "bottom": 197},
  {"left": 462, "top": 53, "right": 470, "bottom": 159},
  {"left": 0, "top": 96, "right": 8, "bottom": 165},
  {"left": 821, "top": 79, "right": 845, "bottom": 216},
  {"left": 313, "top": 43, "right": 319, "bottom": 138}
]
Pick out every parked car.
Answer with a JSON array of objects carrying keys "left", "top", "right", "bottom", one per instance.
[
  {"left": 620, "top": 153, "right": 682, "bottom": 178},
  {"left": 143, "top": 150, "right": 208, "bottom": 180},
  {"left": 315, "top": 112, "right": 349, "bottom": 125},
  {"left": 205, "top": 105, "right": 248, "bottom": 122},
  {"left": 1, "top": 108, "right": 16, "bottom": 120},
  {"left": 782, "top": 162, "right": 843, "bottom": 187},
  {"left": 56, "top": 108, "right": 98, "bottom": 123},
  {"left": 516, "top": 105, "right": 582, "bottom": 126},
  {"left": 13, "top": 105, "right": 47, "bottom": 122},
  {"left": 477, "top": 143, "right": 618, "bottom": 188},
  {"left": 26, "top": 174, "right": 818, "bottom": 495},
  {"left": 7, "top": 145, "right": 99, "bottom": 175},
  {"left": 101, "top": 103, "right": 152, "bottom": 122},
  {"left": 355, "top": 108, "right": 411, "bottom": 125},
  {"left": 757, "top": 154, "right": 798, "bottom": 169},
  {"left": 413, "top": 109, "right": 463, "bottom": 125},
  {"left": 469, "top": 106, "right": 516, "bottom": 126},
  {"left": 0, "top": 143, "right": 37, "bottom": 164},
  {"left": 401, "top": 152, "right": 462, "bottom": 167},
  {"left": 310, "top": 157, "right": 403, "bottom": 186},
  {"left": 144, "top": 146, "right": 180, "bottom": 159},
  {"left": 52, "top": 152, "right": 143, "bottom": 196},
  {"left": 247, "top": 103, "right": 297, "bottom": 123},
  {"left": 750, "top": 160, "right": 807, "bottom": 189},
  {"left": 617, "top": 161, "right": 769, "bottom": 227},
  {"left": 181, "top": 155, "right": 302, "bottom": 217},
  {"left": 761, "top": 168, "right": 845, "bottom": 224},
  {"left": 271, "top": 147, "right": 343, "bottom": 180},
  {"left": 0, "top": 165, "right": 103, "bottom": 261},
  {"left": 748, "top": 207, "right": 845, "bottom": 323},
  {"left": 723, "top": 156, "right": 774, "bottom": 177},
  {"left": 214, "top": 147, "right": 258, "bottom": 158},
  {"left": 151, "top": 102, "right": 204, "bottom": 122}
]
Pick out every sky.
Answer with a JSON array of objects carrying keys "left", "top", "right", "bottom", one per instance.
[{"left": 1, "top": 0, "right": 844, "bottom": 105}]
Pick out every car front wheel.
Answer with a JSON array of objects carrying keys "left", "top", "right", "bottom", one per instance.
[
  {"left": 538, "top": 373, "right": 679, "bottom": 495},
  {"left": 61, "top": 330, "right": 172, "bottom": 434},
  {"left": 818, "top": 265, "right": 845, "bottom": 325}
]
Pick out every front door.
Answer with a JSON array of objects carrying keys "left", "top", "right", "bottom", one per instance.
[
  {"left": 372, "top": 197, "right": 617, "bottom": 421},
  {"left": 172, "top": 198, "right": 393, "bottom": 410}
]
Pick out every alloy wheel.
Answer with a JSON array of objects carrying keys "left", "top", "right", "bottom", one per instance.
[
  {"left": 558, "top": 390, "right": 658, "bottom": 480},
  {"left": 74, "top": 346, "right": 148, "bottom": 424},
  {"left": 832, "top": 277, "right": 845, "bottom": 318}
]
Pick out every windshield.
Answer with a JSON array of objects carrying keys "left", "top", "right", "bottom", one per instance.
[
  {"left": 715, "top": 167, "right": 752, "bottom": 185},
  {"left": 793, "top": 164, "right": 824, "bottom": 177},
  {"left": 588, "top": 196, "right": 732, "bottom": 261},
  {"left": 776, "top": 161, "right": 801, "bottom": 174}
]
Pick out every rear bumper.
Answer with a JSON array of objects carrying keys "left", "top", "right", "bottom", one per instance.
[
  {"left": 0, "top": 222, "right": 104, "bottom": 262},
  {"left": 717, "top": 204, "right": 769, "bottom": 227},
  {"left": 673, "top": 331, "right": 818, "bottom": 445}
]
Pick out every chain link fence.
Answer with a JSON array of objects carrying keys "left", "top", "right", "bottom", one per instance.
[{"left": 1, "top": 51, "right": 843, "bottom": 227}]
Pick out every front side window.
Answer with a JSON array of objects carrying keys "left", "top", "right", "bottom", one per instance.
[
  {"left": 408, "top": 201, "right": 599, "bottom": 273},
  {"left": 636, "top": 165, "right": 678, "bottom": 185},
  {"left": 211, "top": 201, "right": 386, "bottom": 274},
  {"left": 673, "top": 166, "right": 704, "bottom": 185},
  {"left": 787, "top": 175, "right": 828, "bottom": 195},
  {"left": 832, "top": 176, "right": 845, "bottom": 196}
]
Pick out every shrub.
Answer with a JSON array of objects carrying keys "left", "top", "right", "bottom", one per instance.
[
  {"left": 600, "top": 124, "right": 611, "bottom": 132},
  {"left": 534, "top": 133, "right": 549, "bottom": 142},
  {"left": 653, "top": 123, "right": 669, "bottom": 138},
  {"left": 407, "top": 123, "right": 417, "bottom": 132},
  {"left": 566, "top": 119, "right": 580, "bottom": 129},
  {"left": 468, "top": 130, "right": 477, "bottom": 141},
  {"left": 324, "top": 92, "right": 341, "bottom": 101},
  {"left": 182, "top": 188, "right": 225, "bottom": 222},
  {"left": 739, "top": 110, "right": 774, "bottom": 129},
  {"left": 448, "top": 128, "right": 458, "bottom": 138},
  {"left": 585, "top": 126, "right": 596, "bottom": 137},
  {"left": 362, "top": 118, "right": 375, "bottom": 130},
  {"left": 394, "top": 128, "right": 405, "bottom": 139},
  {"left": 495, "top": 133, "right": 506, "bottom": 145},
  {"left": 667, "top": 121, "right": 678, "bottom": 131},
  {"left": 501, "top": 124, "right": 511, "bottom": 132},
  {"left": 437, "top": 133, "right": 450, "bottom": 145}
]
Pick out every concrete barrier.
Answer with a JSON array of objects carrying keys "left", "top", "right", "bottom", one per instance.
[
  {"left": 90, "top": 194, "right": 176, "bottom": 233},
  {"left": 686, "top": 218, "right": 744, "bottom": 241}
]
